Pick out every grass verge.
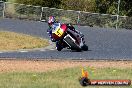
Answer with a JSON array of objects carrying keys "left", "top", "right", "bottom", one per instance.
[
  {"left": 0, "top": 66, "right": 131, "bottom": 88},
  {"left": 0, "top": 31, "right": 49, "bottom": 51}
]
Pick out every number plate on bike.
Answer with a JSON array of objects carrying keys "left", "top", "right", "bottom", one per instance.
[{"left": 54, "top": 27, "right": 63, "bottom": 37}]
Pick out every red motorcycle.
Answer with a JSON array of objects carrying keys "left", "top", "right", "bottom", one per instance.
[{"left": 51, "top": 23, "right": 88, "bottom": 51}]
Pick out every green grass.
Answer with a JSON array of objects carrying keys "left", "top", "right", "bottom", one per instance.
[
  {"left": 0, "top": 31, "right": 49, "bottom": 51},
  {"left": 0, "top": 67, "right": 131, "bottom": 88}
]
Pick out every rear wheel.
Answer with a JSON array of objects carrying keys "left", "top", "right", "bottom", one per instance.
[{"left": 81, "top": 44, "right": 88, "bottom": 51}]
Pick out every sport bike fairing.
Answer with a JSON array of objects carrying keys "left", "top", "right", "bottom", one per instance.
[{"left": 52, "top": 23, "right": 64, "bottom": 37}]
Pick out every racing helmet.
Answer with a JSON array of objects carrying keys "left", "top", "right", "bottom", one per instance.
[{"left": 48, "top": 16, "right": 55, "bottom": 26}]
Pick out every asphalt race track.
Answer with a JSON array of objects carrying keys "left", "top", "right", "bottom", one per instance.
[{"left": 0, "top": 18, "right": 132, "bottom": 60}]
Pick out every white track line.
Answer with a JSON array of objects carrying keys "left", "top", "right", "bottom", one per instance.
[
  {"left": 50, "top": 49, "right": 56, "bottom": 50},
  {"left": 0, "top": 52, "right": 3, "bottom": 53},
  {"left": 19, "top": 51, "right": 28, "bottom": 53},
  {"left": 40, "top": 49, "right": 46, "bottom": 51}
]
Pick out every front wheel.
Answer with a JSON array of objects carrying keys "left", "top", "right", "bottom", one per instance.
[
  {"left": 81, "top": 44, "right": 88, "bottom": 51},
  {"left": 56, "top": 46, "right": 63, "bottom": 51},
  {"left": 56, "top": 41, "right": 63, "bottom": 51}
]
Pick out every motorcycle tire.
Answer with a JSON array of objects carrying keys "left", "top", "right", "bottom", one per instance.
[
  {"left": 56, "top": 41, "right": 63, "bottom": 51},
  {"left": 81, "top": 44, "right": 88, "bottom": 51},
  {"left": 56, "top": 46, "right": 63, "bottom": 51}
]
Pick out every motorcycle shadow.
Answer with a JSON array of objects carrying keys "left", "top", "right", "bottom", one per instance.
[{"left": 60, "top": 49, "right": 92, "bottom": 52}]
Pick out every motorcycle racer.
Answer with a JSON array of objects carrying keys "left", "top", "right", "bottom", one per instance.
[
  {"left": 47, "top": 16, "right": 86, "bottom": 51},
  {"left": 47, "top": 16, "right": 84, "bottom": 42}
]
